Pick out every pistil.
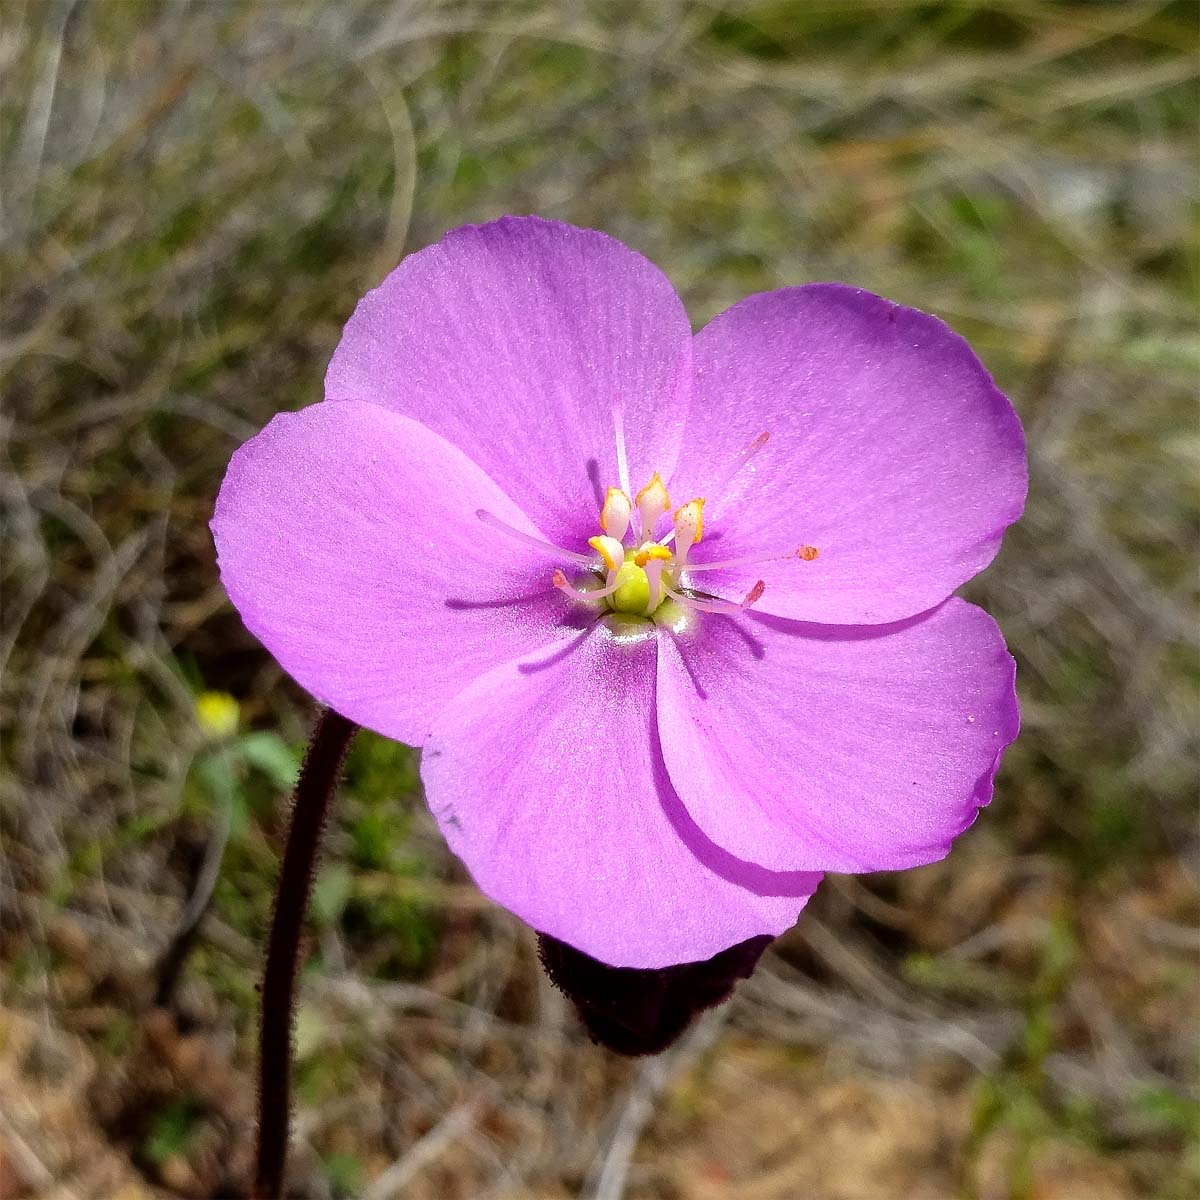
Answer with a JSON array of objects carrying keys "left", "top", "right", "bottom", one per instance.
[
  {"left": 683, "top": 546, "right": 817, "bottom": 573},
  {"left": 661, "top": 578, "right": 766, "bottom": 614},
  {"left": 707, "top": 430, "right": 770, "bottom": 497},
  {"left": 553, "top": 569, "right": 623, "bottom": 602},
  {"left": 475, "top": 509, "right": 593, "bottom": 564}
]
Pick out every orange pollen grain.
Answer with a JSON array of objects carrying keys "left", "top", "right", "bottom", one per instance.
[{"left": 798, "top": 545, "right": 820, "bottom": 561}]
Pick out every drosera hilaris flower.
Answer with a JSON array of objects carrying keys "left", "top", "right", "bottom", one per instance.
[{"left": 212, "top": 215, "right": 1025, "bottom": 1057}]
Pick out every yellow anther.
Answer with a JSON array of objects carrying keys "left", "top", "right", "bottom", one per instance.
[
  {"left": 635, "top": 472, "right": 670, "bottom": 506},
  {"left": 673, "top": 498, "right": 705, "bottom": 545},
  {"left": 599, "top": 486, "right": 632, "bottom": 540},
  {"left": 588, "top": 535, "right": 625, "bottom": 572},
  {"left": 635, "top": 472, "right": 671, "bottom": 537},
  {"left": 634, "top": 543, "right": 673, "bottom": 567}
]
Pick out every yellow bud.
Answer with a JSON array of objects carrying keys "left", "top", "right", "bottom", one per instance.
[{"left": 195, "top": 691, "right": 239, "bottom": 739}]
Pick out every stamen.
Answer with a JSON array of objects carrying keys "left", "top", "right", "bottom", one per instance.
[
  {"left": 612, "top": 397, "right": 632, "bottom": 501},
  {"left": 553, "top": 568, "right": 622, "bottom": 602},
  {"left": 635, "top": 472, "right": 671, "bottom": 540},
  {"left": 633, "top": 543, "right": 672, "bottom": 568},
  {"left": 671, "top": 498, "right": 705, "bottom": 566},
  {"left": 475, "top": 509, "right": 593, "bottom": 564},
  {"left": 709, "top": 430, "right": 770, "bottom": 496},
  {"left": 684, "top": 546, "right": 815, "bottom": 573},
  {"left": 661, "top": 579, "right": 766, "bottom": 615},
  {"left": 588, "top": 535, "right": 626, "bottom": 573},
  {"left": 599, "top": 486, "right": 632, "bottom": 542},
  {"left": 643, "top": 558, "right": 667, "bottom": 614}
]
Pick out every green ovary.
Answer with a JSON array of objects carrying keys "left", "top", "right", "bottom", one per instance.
[{"left": 608, "top": 558, "right": 653, "bottom": 615}]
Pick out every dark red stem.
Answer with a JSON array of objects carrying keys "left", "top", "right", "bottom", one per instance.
[{"left": 253, "top": 707, "right": 357, "bottom": 1200}]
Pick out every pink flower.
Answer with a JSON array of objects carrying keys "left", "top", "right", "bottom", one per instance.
[{"left": 212, "top": 216, "right": 1025, "bottom": 971}]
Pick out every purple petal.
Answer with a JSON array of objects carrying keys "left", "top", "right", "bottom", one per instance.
[
  {"left": 421, "top": 629, "right": 820, "bottom": 969},
  {"left": 656, "top": 599, "right": 1020, "bottom": 873},
  {"left": 325, "top": 216, "right": 693, "bottom": 546},
  {"left": 670, "top": 285, "right": 1027, "bottom": 623},
  {"left": 212, "top": 400, "right": 576, "bottom": 746}
]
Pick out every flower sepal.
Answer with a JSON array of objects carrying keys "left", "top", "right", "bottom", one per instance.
[{"left": 537, "top": 931, "right": 773, "bottom": 1056}]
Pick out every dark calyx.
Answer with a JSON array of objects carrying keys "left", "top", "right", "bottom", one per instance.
[{"left": 537, "top": 932, "right": 772, "bottom": 1056}]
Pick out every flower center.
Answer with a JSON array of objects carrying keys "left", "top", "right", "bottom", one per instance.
[
  {"left": 474, "top": 424, "right": 819, "bottom": 630},
  {"left": 578, "top": 474, "right": 688, "bottom": 618}
]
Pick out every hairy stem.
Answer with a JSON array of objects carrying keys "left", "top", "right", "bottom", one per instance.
[{"left": 253, "top": 707, "right": 357, "bottom": 1200}]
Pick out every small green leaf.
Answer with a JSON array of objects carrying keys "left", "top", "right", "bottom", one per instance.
[
  {"left": 238, "top": 731, "right": 301, "bottom": 790},
  {"left": 322, "top": 1152, "right": 363, "bottom": 1197}
]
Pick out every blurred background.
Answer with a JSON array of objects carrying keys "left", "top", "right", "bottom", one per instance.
[{"left": 1, "top": 2, "right": 1196, "bottom": 1197}]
